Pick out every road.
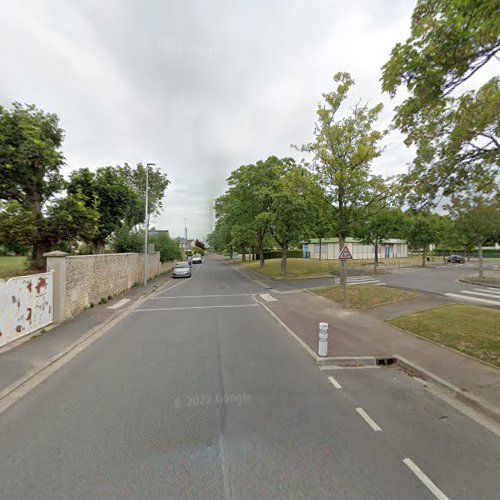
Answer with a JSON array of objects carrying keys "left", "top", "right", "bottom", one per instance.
[
  {"left": 266, "top": 262, "right": 500, "bottom": 308},
  {"left": 0, "top": 257, "right": 499, "bottom": 499}
]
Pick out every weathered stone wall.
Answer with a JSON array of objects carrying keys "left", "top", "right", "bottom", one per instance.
[{"left": 61, "top": 252, "right": 174, "bottom": 320}]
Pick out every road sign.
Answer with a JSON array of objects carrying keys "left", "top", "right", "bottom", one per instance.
[{"left": 338, "top": 244, "right": 353, "bottom": 260}]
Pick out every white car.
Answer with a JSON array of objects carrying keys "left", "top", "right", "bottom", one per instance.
[
  {"left": 172, "top": 262, "right": 191, "bottom": 278},
  {"left": 192, "top": 254, "right": 202, "bottom": 264}
]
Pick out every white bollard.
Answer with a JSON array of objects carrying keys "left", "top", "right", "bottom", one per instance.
[{"left": 318, "top": 322, "right": 328, "bottom": 357}]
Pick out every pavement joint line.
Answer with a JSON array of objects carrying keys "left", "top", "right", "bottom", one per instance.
[
  {"left": 0, "top": 276, "right": 171, "bottom": 415},
  {"left": 134, "top": 304, "right": 259, "bottom": 312},
  {"left": 327, "top": 375, "right": 342, "bottom": 389},
  {"left": 355, "top": 407, "right": 382, "bottom": 431},
  {"left": 403, "top": 458, "right": 449, "bottom": 500}
]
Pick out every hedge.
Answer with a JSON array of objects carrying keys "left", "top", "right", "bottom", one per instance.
[{"left": 262, "top": 249, "right": 303, "bottom": 259}]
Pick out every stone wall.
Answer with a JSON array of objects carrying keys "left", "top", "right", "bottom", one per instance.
[{"left": 45, "top": 251, "right": 175, "bottom": 321}]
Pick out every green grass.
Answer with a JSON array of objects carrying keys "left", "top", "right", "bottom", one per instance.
[
  {"left": 240, "top": 256, "right": 439, "bottom": 280},
  {"left": 463, "top": 275, "right": 500, "bottom": 285},
  {"left": 309, "top": 284, "right": 419, "bottom": 309},
  {"left": 0, "top": 256, "right": 29, "bottom": 279},
  {"left": 388, "top": 304, "right": 500, "bottom": 367}
]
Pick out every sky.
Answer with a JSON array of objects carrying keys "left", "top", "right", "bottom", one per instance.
[{"left": 0, "top": 0, "right": 417, "bottom": 239}]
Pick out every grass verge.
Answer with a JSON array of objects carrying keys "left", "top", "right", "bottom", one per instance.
[
  {"left": 388, "top": 304, "right": 500, "bottom": 367},
  {"left": 241, "top": 256, "right": 441, "bottom": 279},
  {"left": 309, "top": 284, "right": 419, "bottom": 309},
  {"left": 0, "top": 256, "right": 30, "bottom": 279},
  {"left": 463, "top": 274, "right": 500, "bottom": 285}
]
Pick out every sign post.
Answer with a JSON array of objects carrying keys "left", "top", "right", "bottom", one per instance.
[{"left": 338, "top": 244, "right": 353, "bottom": 307}]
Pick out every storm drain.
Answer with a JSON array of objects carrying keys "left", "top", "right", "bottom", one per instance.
[{"left": 376, "top": 357, "right": 397, "bottom": 366}]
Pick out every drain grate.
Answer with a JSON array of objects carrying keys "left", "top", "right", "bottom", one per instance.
[{"left": 376, "top": 357, "right": 397, "bottom": 366}]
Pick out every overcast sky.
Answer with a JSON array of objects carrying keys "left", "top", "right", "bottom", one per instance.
[{"left": 1, "top": 0, "right": 417, "bottom": 239}]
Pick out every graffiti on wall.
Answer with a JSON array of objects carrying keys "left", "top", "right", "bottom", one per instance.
[{"left": 0, "top": 272, "right": 53, "bottom": 348}]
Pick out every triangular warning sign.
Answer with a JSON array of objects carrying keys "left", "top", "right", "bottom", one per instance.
[{"left": 338, "top": 244, "right": 353, "bottom": 260}]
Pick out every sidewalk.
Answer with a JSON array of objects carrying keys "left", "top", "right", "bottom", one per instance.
[
  {"left": 257, "top": 289, "right": 500, "bottom": 421},
  {"left": 0, "top": 273, "right": 172, "bottom": 396}
]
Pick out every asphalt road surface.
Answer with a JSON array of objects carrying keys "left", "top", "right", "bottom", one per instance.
[
  {"left": 269, "top": 262, "right": 500, "bottom": 308},
  {"left": 0, "top": 257, "right": 499, "bottom": 499}
]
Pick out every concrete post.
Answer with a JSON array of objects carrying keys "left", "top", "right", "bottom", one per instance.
[
  {"left": 318, "top": 322, "right": 329, "bottom": 357},
  {"left": 44, "top": 251, "right": 68, "bottom": 323}
]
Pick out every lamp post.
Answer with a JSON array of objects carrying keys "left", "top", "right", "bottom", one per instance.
[
  {"left": 144, "top": 162, "right": 155, "bottom": 286},
  {"left": 184, "top": 218, "right": 188, "bottom": 255}
]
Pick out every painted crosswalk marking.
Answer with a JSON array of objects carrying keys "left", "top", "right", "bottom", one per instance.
[
  {"left": 445, "top": 289, "right": 500, "bottom": 306},
  {"left": 259, "top": 293, "right": 277, "bottom": 302}
]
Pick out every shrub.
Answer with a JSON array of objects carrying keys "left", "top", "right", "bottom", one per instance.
[
  {"left": 192, "top": 246, "right": 205, "bottom": 256},
  {"left": 150, "top": 233, "right": 182, "bottom": 262},
  {"left": 112, "top": 227, "right": 143, "bottom": 253}
]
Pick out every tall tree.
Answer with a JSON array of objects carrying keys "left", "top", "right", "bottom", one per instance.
[
  {"left": 354, "top": 208, "right": 408, "bottom": 271},
  {"left": 405, "top": 212, "right": 443, "bottom": 267},
  {"left": 269, "top": 164, "right": 319, "bottom": 273},
  {"left": 382, "top": 0, "right": 500, "bottom": 204},
  {"left": 447, "top": 193, "right": 500, "bottom": 278},
  {"left": 301, "top": 72, "right": 390, "bottom": 287},
  {"left": 67, "top": 164, "right": 169, "bottom": 252},
  {"left": 0, "top": 103, "right": 65, "bottom": 266}
]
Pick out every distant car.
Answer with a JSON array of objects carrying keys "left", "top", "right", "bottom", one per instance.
[
  {"left": 447, "top": 254, "right": 465, "bottom": 264},
  {"left": 172, "top": 262, "right": 191, "bottom": 278},
  {"left": 192, "top": 254, "right": 202, "bottom": 264}
]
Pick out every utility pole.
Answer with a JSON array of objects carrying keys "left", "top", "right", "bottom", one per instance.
[
  {"left": 184, "top": 218, "right": 188, "bottom": 256},
  {"left": 144, "top": 163, "right": 155, "bottom": 286}
]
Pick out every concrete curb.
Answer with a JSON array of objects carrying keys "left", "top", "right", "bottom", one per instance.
[
  {"left": 458, "top": 278, "right": 500, "bottom": 289},
  {"left": 395, "top": 355, "right": 500, "bottom": 425},
  {"left": 0, "top": 276, "right": 174, "bottom": 414}
]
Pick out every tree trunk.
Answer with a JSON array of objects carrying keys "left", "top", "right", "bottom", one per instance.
[
  {"left": 319, "top": 237, "right": 322, "bottom": 261},
  {"left": 374, "top": 238, "right": 379, "bottom": 272},
  {"left": 478, "top": 242, "right": 484, "bottom": 279},
  {"left": 229, "top": 245, "right": 233, "bottom": 260},
  {"left": 257, "top": 231, "right": 265, "bottom": 267},
  {"left": 32, "top": 240, "right": 51, "bottom": 270},
  {"left": 280, "top": 241, "right": 288, "bottom": 274},
  {"left": 93, "top": 239, "right": 106, "bottom": 254},
  {"left": 422, "top": 246, "right": 427, "bottom": 267}
]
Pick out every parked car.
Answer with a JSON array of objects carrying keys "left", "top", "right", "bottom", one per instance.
[
  {"left": 447, "top": 254, "right": 465, "bottom": 264},
  {"left": 172, "top": 262, "right": 191, "bottom": 278},
  {"left": 192, "top": 254, "right": 202, "bottom": 264}
]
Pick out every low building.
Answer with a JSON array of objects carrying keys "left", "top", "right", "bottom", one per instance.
[{"left": 303, "top": 238, "right": 408, "bottom": 260}]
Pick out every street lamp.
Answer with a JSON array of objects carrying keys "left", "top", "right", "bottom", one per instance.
[
  {"left": 144, "top": 162, "right": 155, "bottom": 286},
  {"left": 184, "top": 218, "right": 188, "bottom": 255}
]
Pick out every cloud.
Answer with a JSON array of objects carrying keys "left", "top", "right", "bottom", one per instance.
[{"left": 0, "top": 0, "right": 416, "bottom": 238}]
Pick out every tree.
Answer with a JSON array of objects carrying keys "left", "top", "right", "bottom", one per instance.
[
  {"left": 67, "top": 164, "right": 169, "bottom": 252},
  {"left": 447, "top": 193, "right": 500, "bottom": 278},
  {"left": 405, "top": 212, "right": 443, "bottom": 267},
  {"left": 207, "top": 219, "right": 232, "bottom": 255},
  {"left": 0, "top": 103, "right": 65, "bottom": 266},
  {"left": 300, "top": 72, "right": 390, "bottom": 289},
  {"left": 150, "top": 232, "right": 182, "bottom": 262},
  {"left": 268, "top": 164, "right": 319, "bottom": 273},
  {"left": 382, "top": 0, "right": 500, "bottom": 204},
  {"left": 195, "top": 239, "right": 205, "bottom": 250},
  {"left": 354, "top": 208, "right": 407, "bottom": 271}
]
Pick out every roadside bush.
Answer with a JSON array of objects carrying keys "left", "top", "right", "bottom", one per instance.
[
  {"left": 112, "top": 227, "right": 144, "bottom": 253},
  {"left": 262, "top": 249, "right": 303, "bottom": 259},
  {"left": 150, "top": 233, "right": 182, "bottom": 262},
  {"left": 192, "top": 246, "right": 205, "bottom": 256}
]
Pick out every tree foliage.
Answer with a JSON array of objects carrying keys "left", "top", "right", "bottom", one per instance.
[
  {"left": 301, "top": 72, "right": 390, "bottom": 243},
  {"left": 382, "top": 0, "right": 500, "bottom": 204}
]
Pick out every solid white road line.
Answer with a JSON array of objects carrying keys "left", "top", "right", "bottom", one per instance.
[
  {"left": 485, "top": 287, "right": 500, "bottom": 292},
  {"left": 259, "top": 293, "right": 277, "bottom": 302},
  {"left": 148, "top": 293, "right": 253, "bottom": 300},
  {"left": 327, "top": 376, "right": 342, "bottom": 389},
  {"left": 444, "top": 292, "right": 500, "bottom": 305},
  {"left": 355, "top": 407, "right": 382, "bottom": 431},
  {"left": 403, "top": 458, "right": 449, "bottom": 500},
  {"left": 107, "top": 298, "right": 130, "bottom": 310},
  {"left": 135, "top": 304, "right": 259, "bottom": 312}
]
